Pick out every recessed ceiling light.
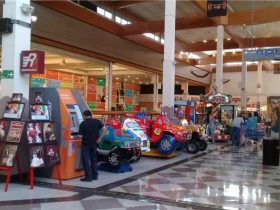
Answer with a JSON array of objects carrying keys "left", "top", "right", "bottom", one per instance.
[
  {"left": 227, "top": 38, "right": 231, "bottom": 41},
  {"left": 215, "top": 38, "right": 218, "bottom": 42},
  {"left": 180, "top": 51, "right": 184, "bottom": 55},
  {"left": 176, "top": 81, "right": 178, "bottom": 84},
  {"left": 136, "top": 77, "right": 139, "bottom": 80},
  {"left": 139, "top": 81, "right": 142, "bottom": 84},
  {"left": 203, "top": 40, "right": 207, "bottom": 43},
  {"left": 132, "top": 80, "right": 135, "bottom": 83},
  {"left": 116, "top": 77, "right": 119, "bottom": 80},
  {"left": 124, "top": 78, "right": 127, "bottom": 82},
  {"left": 127, "top": 75, "right": 130, "bottom": 78}
]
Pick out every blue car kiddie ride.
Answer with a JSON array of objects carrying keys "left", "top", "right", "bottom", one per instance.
[{"left": 97, "top": 118, "right": 141, "bottom": 167}]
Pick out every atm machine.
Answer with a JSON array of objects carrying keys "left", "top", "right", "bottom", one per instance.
[{"left": 30, "top": 88, "right": 87, "bottom": 179}]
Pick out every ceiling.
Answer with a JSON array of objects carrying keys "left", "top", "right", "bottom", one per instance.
[{"left": 35, "top": 0, "right": 280, "bottom": 75}]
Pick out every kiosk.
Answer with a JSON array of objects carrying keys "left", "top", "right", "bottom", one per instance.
[{"left": 30, "top": 88, "right": 88, "bottom": 179}]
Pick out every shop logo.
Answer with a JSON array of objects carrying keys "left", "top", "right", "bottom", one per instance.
[
  {"left": 22, "top": 53, "right": 37, "bottom": 68},
  {"left": 20, "top": 50, "right": 45, "bottom": 74}
]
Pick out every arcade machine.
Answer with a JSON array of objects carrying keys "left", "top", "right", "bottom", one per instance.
[
  {"left": 30, "top": 88, "right": 88, "bottom": 179},
  {"left": 174, "top": 100, "right": 196, "bottom": 124}
]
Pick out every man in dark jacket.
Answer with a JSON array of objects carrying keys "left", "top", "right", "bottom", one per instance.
[{"left": 79, "top": 110, "right": 107, "bottom": 182}]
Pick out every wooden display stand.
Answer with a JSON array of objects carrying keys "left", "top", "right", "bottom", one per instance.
[
  {"left": 29, "top": 165, "right": 62, "bottom": 189},
  {"left": 0, "top": 157, "right": 22, "bottom": 192}
]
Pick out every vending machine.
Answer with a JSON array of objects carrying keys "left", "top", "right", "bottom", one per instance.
[{"left": 30, "top": 88, "right": 88, "bottom": 179}]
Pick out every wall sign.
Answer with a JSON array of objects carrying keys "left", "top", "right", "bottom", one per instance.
[
  {"left": 207, "top": 0, "right": 227, "bottom": 17},
  {"left": 245, "top": 48, "right": 280, "bottom": 61},
  {"left": 20, "top": 50, "right": 45, "bottom": 74}
]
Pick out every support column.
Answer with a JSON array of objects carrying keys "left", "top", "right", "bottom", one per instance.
[
  {"left": 215, "top": 25, "right": 224, "bottom": 93},
  {"left": 162, "top": 0, "right": 176, "bottom": 115},
  {"left": 104, "top": 61, "right": 113, "bottom": 111},
  {"left": 152, "top": 74, "right": 159, "bottom": 111},
  {"left": 241, "top": 49, "right": 247, "bottom": 112},
  {"left": 0, "top": 0, "right": 32, "bottom": 99},
  {"left": 257, "top": 61, "right": 262, "bottom": 112},
  {"left": 181, "top": 81, "right": 189, "bottom": 99}
]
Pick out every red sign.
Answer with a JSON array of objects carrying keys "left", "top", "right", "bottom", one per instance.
[{"left": 20, "top": 50, "right": 45, "bottom": 74}]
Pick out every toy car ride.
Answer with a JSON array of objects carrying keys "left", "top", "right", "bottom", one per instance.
[
  {"left": 97, "top": 118, "right": 141, "bottom": 167},
  {"left": 149, "top": 115, "right": 188, "bottom": 154},
  {"left": 122, "top": 118, "right": 150, "bottom": 153}
]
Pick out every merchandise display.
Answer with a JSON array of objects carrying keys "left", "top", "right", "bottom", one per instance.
[{"left": 3, "top": 102, "right": 25, "bottom": 120}]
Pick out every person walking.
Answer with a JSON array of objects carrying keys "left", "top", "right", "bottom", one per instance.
[
  {"left": 231, "top": 113, "right": 244, "bottom": 147},
  {"left": 207, "top": 113, "right": 215, "bottom": 143},
  {"left": 79, "top": 110, "right": 107, "bottom": 182}
]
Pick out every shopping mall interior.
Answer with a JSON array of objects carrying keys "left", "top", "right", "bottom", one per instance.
[{"left": 0, "top": 1, "right": 280, "bottom": 210}]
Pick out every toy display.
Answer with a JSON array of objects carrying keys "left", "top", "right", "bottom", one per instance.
[{"left": 98, "top": 125, "right": 141, "bottom": 167}]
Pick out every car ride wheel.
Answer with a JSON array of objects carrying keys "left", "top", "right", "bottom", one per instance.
[
  {"left": 157, "top": 135, "right": 176, "bottom": 155},
  {"left": 199, "top": 140, "right": 208, "bottom": 151},
  {"left": 108, "top": 150, "right": 121, "bottom": 167},
  {"left": 186, "top": 140, "right": 199, "bottom": 154}
]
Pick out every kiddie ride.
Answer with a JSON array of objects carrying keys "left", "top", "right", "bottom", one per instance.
[
  {"left": 135, "top": 113, "right": 207, "bottom": 155},
  {"left": 97, "top": 118, "right": 146, "bottom": 171}
]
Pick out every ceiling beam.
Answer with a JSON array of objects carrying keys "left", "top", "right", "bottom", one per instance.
[
  {"left": 114, "top": 1, "right": 149, "bottom": 10},
  {"left": 241, "top": 37, "right": 280, "bottom": 49},
  {"left": 197, "top": 54, "right": 242, "bottom": 65},
  {"left": 36, "top": 0, "right": 123, "bottom": 36},
  {"left": 228, "top": 7, "right": 280, "bottom": 25},
  {"left": 121, "top": 16, "right": 214, "bottom": 36}
]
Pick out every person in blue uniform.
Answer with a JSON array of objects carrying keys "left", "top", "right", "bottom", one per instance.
[{"left": 79, "top": 110, "right": 107, "bottom": 182}]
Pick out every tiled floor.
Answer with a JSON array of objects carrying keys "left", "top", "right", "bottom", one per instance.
[{"left": 0, "top": 143, "right": 280, "bottom": 210}]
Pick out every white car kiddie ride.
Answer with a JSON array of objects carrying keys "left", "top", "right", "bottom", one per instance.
[{"left": 122, "top": 118, "right": 150, "bottom": 153}]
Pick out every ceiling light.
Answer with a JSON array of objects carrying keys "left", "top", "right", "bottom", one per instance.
[
  {"left": 136, "top": 77, "right": 139, "bottom": 80},
  {"left": 127, "top": 75, "right": 130, "bottom": 78},
  {"left": 132, "top": 80, "right": 135, "bottom": 83},
  {"left": 215, "top": 38, "right": 217, "bottom": 42},
  {"left": 139, "top": 81, "right": 142, "bottom": 84},
  {"left": 124, "top": 78, "right": 127, "bottom": 82},
  {"left": 203, "top": 40, "right": 207, "bottom": 43},
  {"left": 116, "top": 77, "right": 119, "bottom": 80},
  {"left": 227, "top": 38, "right": 231, "bottom": 41},
  {"left": 176, "top": 81, "right": 178, "bottom": 84},
  {"left": 31, "top": 15, "right": 37, "bottom": 22},
  {"left": 180, "top": 51, "right": 184, "bottom": 55}
]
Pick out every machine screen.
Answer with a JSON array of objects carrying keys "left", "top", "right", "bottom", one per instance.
[{"left": 67, "top": 105, "right": 83, "bottom": 137}]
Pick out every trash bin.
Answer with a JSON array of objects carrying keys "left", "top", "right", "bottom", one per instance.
[{"left": 263, "top": 139, "right": 280, "bottom": 166}]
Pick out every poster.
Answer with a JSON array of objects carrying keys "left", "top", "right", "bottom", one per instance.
[
  {"left": 30, "top": 104, "right": 50, "bottom": 121},
  {"left": 0, "top": 120, "right": 11, "bottom": 142},
  {"left": 29, "top": 145, "right": 45, "bottom": 168},
  {"left": 43, "top": 122, "right": 57, "bottom": 142},
  {"left": 6, "top": 121, "right": 25, "bottom": 143},
  {"left": 45, "top": 144, "right": 60, "bottom": 167},
  {"left": 96, "top": 85, "right": 106, "bottom": 103},
  {"left": 3, "top": 103, "right": 25, "bottom": 120},
  {"left": 0, "top": 144, "right": 18, "bottom": 167},
  {"left": 26, "top": 123, "right": 43, "bottom": 144}
]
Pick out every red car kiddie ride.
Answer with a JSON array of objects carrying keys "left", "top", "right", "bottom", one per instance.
[{"left": 135, "top": 114, "right": 202, "bottom": 155}]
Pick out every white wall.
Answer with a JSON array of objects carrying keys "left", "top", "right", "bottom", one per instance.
[{"left": 214, "top": 70, "right": 280, "bottom": 106}]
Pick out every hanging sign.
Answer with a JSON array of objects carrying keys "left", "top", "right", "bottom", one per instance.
[
  {"left": 207, "top": 0, "right": 227, "bottom": 17},
  {"left": 20, "top": 50, "right": 45, "bottom": 74},
  {"left": 244, "top": 48, "right": 280, "bottom": 61}
]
